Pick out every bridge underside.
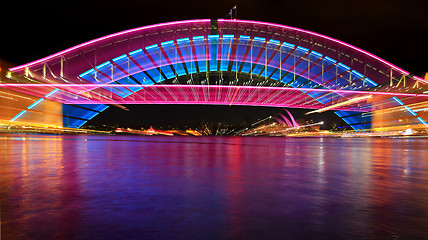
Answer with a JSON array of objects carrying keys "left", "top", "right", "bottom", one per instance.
[{"left": 2, "top": 80, "right": 428, "bottom": 131}]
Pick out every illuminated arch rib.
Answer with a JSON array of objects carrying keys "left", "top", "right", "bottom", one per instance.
[{"left": 8, "top": 19, "right": 427, "bottom": 129}]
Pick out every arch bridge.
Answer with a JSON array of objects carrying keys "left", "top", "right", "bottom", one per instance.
[{"left": 2, "top": 19, "right": 428, "bottom": 131}]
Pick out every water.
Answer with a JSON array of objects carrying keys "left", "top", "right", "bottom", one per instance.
[{"left": 1, "top": 134, "right": 428, "bottom": 239}]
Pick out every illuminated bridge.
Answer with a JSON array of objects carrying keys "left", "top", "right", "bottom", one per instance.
[{"left": 2, "top": 19, "right": 428, "bottom": 131}]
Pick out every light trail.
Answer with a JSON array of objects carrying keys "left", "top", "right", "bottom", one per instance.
[
  {"left": 305, "top": 95, "right": 373, "bottom": 115},
  {"left": 251, "top": 116, "right": 273, "bottom": 126}
]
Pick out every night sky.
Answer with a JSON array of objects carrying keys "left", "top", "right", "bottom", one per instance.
[{"left": 1, "top": 0, "right": 427, "bottom": 128}]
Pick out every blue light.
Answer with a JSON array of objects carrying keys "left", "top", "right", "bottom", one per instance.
[
  {"left": 145, "top": 44, "right": 158, "bottom": 50},
  {"left": 176, "top": 38, "right": 195, "bottom": 73},
  {"left": 393, "top": 96, "right": 404, "bottom": 105},
  {"left": 161, "top": 40, "right": 187, "bottom": 76},
  {"left": 364, "top": 78, "right": 378, "bottom": 87},
  {"left": 79, "top": 69, "right": 95, "bottom": 77},
  {"left": 192, "top": 36, "right": 206, "bottom": 72},
  {"left": 254, "top": 37, "right": 266, "bottom": 42},
  {"left": 324, "top": 56, "right": 336, "bottom": 64},
  {"left": 208, "top": 35, "right": 219, "bottom": 72},
  {"left": 145, "top": 69, "right": 165, "bottom": 82},
  {"left": 177, "top": 38, "right": 190, "bottom": 42},
  {"left": 122, "top": 91, "right": 133, "bottom": 98},
  {"left": 239, "top": 35, "right": 250, "bottom": 39},
  {"left": 27, "top": 98, "right": 44, "bottom": 109},
  {"left": 405, "top": 106, "right": 417, "bottom": 116},
  {"left": 337, "top": 62, "right": 351, "bottom": 71},
  {"left": 281, "top": 42, "right": 295, "bottom": 48},
  {"left": 70, "top": 119, "right": 87, "bottom": 128},
  {"left": 296, "top": 46, "right": 309, "bottom": 52},
  {"left": 351, "top": 70, "right": 364, "bottom": 79},
  {"left": 252, "top": 64, "right": 263, "bottom": 75},
  {"left": 417, "top": 117, "right": 428, "bottom": 127},
  {"left": 268, "top": 39, "right": 280, "bottom": 45},
  {"left": 393, "top": 96, "right": 419, "bottom": 117},
  {"left": 10, "top": 89, "right": 62, "bottom": 122},
  {"left": 311, "top": 51, "right": 323, "bottom": 58},
  {"left": 87, "top": 111, "right": 100, "bottom": 120},
  {"left": 74, "top": 104, "right": 108, "bottom": 112},
  {"left": 10, "top": 110, "right": 26, "bottom": 122},
  {"left": 208, "top": 35, "right": 220, "bottom": 71},
  {"left": 334, "top": 111, "right": 370, "bottom": 132},
  {"left": 220, "top": 35, "right": 234, "bottom": 71},
  {"left": 96, "top": 61, "right": 111, "bottom": 69},
  {"left": 241, "top": 62, "right": 251, "bottom": 73},
  {"left": 45, "top": 89, "right": 59, "bottom": 98},
  {"left": 112, "top": 54, "right": 127, "bottom": 62},
  {"left": 161, "top": 40, "right": 175, "bottom": 46},
  {"left": 129, "top": 49, "right": 143, "bottom": 55},
  {"left": 337, "top": 113, "right": 360, "bottom": 132}
]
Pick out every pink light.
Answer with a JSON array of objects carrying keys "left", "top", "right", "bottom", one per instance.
[
  {"left": 9, "top": 19, "right": 210, "bottom": 72},
  {"left": 284, "top": 109, "right": 299, "bottom": 127},
  {"left": 414, "top": 76, "right": 427, "bottom": 83}
]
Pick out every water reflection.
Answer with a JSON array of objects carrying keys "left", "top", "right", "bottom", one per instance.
[{"left": 1, "top": 134, "right": 428, "bottom": 239}]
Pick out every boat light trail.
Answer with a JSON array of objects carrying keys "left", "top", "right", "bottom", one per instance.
[{"left": 305, "top": 95, "right": 373, "bottom": 115}]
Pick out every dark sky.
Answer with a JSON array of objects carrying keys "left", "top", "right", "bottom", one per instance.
[{"left": 1, "top": 0, "right": 427, "bottom": 128}]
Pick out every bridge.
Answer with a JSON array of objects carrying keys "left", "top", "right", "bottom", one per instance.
[{"left": 1, "top": 19, "right": 428, "bottom": 131}]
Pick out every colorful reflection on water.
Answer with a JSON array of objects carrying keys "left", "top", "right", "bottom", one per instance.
[{"left": 1, "top": 134, "right": 428, "bottom": 239}]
